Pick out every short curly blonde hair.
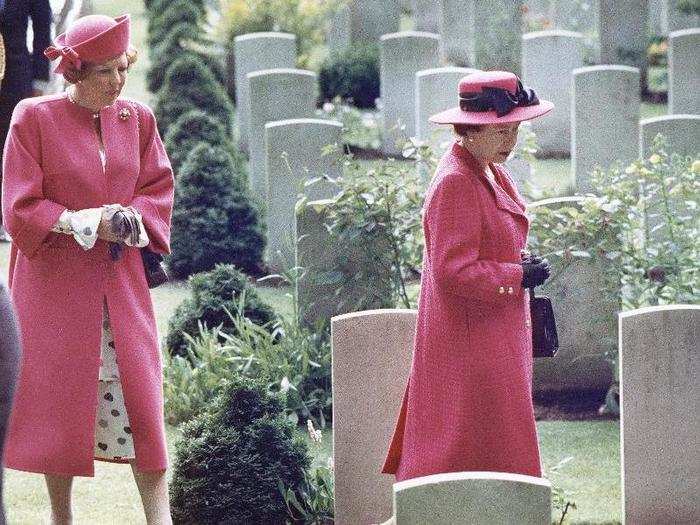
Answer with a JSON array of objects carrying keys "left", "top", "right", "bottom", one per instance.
[{"left": 63, "top": 46, "right": 138, "bottom": 84}]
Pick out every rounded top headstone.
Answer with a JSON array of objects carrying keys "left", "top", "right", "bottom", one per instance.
[
  {"left": 247, "top": 68, "right": 316, "bottom": 80},
  {"left": 522, "top": 29, "right": 584, "bottom": 40},
  {"left": 380, "top": 30, "right": 441, "bottom": 42},
  {"left": 573, "top": 65, "right": 640, "bottom": 76},
  {"left": 640, "top": 114, "right": 700, "bottom": 126},
  {"left": 265, "top": 118, "right": 343, "bottom": 130},
  {"left": 234, "top": 32, "right": 296, "bottom": 42},
  {"left": 669, "top": 27, "right": 700, "bottom": 39},
  {"left": 416, "top": 66, "right": 479, "bottom": 79},
  {"left": 394, "top": 471, "right": 553, "bottom": 492}
]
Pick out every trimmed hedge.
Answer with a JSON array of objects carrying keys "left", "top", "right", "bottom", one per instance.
[
  {"left": 318, "top": 43, "right": 380, "bottom": 109},
  {"left": 154, "top": 54, "right": 234, "bottom": 137},
  {"left": 170, "top": 376, "right": 310, "bottom": 524},
  {"left": 168, "top": 142, "right": 264, "bottom": 279}
]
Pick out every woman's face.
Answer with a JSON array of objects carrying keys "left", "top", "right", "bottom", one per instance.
[
  {"left": 464, "top": 122, "right": 520, "bottom": 165},
  {"left": 79, "top": 53, "right": 129, "bottom": 106}
]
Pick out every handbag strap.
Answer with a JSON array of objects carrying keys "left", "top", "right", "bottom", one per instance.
[{"left": 528, "top": 287, "right": 535, "bottom": 300}]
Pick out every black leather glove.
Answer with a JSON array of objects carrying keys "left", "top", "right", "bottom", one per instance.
[{"left": 521, "top": 258, "right": 551, "bottom": 288}]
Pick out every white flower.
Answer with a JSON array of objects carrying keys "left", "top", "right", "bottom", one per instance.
[{"left": 322, "top": 102, "right": 335, "bottom": 113}]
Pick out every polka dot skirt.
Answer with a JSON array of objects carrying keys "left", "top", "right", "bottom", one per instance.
[{"left": 94, "top": 301, "right": 135, "bottom": 460}]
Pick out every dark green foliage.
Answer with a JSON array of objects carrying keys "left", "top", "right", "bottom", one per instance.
[
  {"left": 165, "top": 264, "right": 274, "bottom": 356},
  {"left": 163, "top": 109, "right": 240, "bottom": 175},
  {"left": 154, "top": 54, "right": 234, "bottom": 137},
  {"left": 146, "top": 0, "right": 205, "bottom": 18},
  {"left": 147, "top": 0, "right": 203, "bottom": 48},
  {"left": 146, "top": 22, "right": 225, "bottom": 93},
  {"left": 167, "top": 144, "right": 264, "bottom": 279},
  {"left": 170, "top": 376, "right": 310, "bottom": 524},
  {"left": 318, "top": 43, "right": 380, "bottom": 109}
]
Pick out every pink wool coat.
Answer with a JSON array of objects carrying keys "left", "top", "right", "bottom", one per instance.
[
  {"left": 382, "top": 141, "right": 542, "bottom": 481},
  {"left": 1, "top": 93, "right": 174, "bottom": 476}
]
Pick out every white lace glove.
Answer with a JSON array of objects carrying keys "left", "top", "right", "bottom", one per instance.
[{"left": 52, "top": 205, "right": 150, "bottom": 250}]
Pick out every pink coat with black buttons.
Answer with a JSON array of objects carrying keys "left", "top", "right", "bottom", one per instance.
[
  {"left": 382, "top": 141, "right": 542, "bottom": 481},
  {"left": 1, "top": 93, "right": 173, "bottom": 477}
]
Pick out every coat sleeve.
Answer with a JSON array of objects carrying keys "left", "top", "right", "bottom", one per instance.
[
  {"left": 130, "top": 102, "right": 174, "bottom": 255},
  {"left": 1, "top": 101, "right": 66, "bottom": 259},
  {"left": 426, "top": 171, "right": 524, "bottom": 304}
]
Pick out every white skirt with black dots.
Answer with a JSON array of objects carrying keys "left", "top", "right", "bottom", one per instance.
[{"left": 94, "top": 300, "right": 135, "bottom": 460}]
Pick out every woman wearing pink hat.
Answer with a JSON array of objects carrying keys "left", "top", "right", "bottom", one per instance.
[
  {"left": 1, "top": 14, "right": 173, "bottom": 524},
  {"left": 381, "top": 71, "right": 553, "bottom": 490}
]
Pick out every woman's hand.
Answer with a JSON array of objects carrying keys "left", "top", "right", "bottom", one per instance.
[
  {"left": 521, "top": 258, "right": 551, "bottom": 288},
  {"left": 96, "top": 213, "right": 123, "bottom": 243}
]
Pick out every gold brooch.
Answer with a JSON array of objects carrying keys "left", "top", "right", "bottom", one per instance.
[{"left": 119, "top": 108, "right": 131, "bottom": 121}]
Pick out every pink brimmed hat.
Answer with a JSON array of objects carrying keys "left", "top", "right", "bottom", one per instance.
[
  {"left": 44, "top": 14, "right": 131, "bottom": 74},
  {"left": 429, "top": 70, "right": 553, "bottom": 125}
]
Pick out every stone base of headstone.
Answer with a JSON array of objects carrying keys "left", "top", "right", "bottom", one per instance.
[{"left": 393, "top": 471, "right": 552, "bottom": 525}]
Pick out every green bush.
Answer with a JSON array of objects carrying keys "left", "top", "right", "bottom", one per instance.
[
  {"left": 147, "top": 22, "right": 226, "bottom": 94},
  {"left": 164, "top": 269, "right": 332, "bottom": 427},
  {"left": 168, "top": 144, "right": 264, "bottom": 278},
  {"left": 318, "top": 43, "right": 380, "bottom": 109},
  {"left": 154, "top": 54, "right": 234, "bottom": 137},
  {"left": 147, "top": 0, "right": 203, "bottom": 48},
  {"left": 170, "top": 376, "right": 310, "bottom": 524},
  {"left": 165, "top": 264, "right": 275, "bottom": 357},
  {"left": 163, "top": 109, "right": 241, "bottom": 175}
]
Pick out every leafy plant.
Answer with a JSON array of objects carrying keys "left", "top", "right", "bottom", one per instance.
[
  {"left": 316, "top": 97, "right": 381, "bottom": 151},
  {"left": 318, "top": 43, "right": 380, "bottom": 109},
  {"left": 544, "top": 456, "right": 578, "bottom": 525}
]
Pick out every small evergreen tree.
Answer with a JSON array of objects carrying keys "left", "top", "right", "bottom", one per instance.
[
  {"left": 154, "top": 54, "right": 234, "bottom": 137},
  {"left": 170, "top": 376, "right": 310, "bottom": 524},
  {"left": 168, "top": 143, "right": 264, "bottom": 279},
  {"left": 163, "top": 109, "right": 240, "bottom": 175},
  {"left": 318, "top": 43, "right": 380, "bottom": 109},
  {"left": 147, "top": 0, "right": 203, "bottom": 48},
  {"left": 165, "top": 264, "right": 276, "bottom": 356},
  {"left": 147, "top": 22, "right": 225, "bottom": 94}
]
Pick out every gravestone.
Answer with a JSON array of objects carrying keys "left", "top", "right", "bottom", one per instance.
[
  {"left": 233, "top": 33, "right": 297, "bottom": 152},
  {"left": 327, "top": 4, "right": 351, "bottom": 55},
  {"left": 572, "top": 66, "right": 640, "bottom": 194},
  {"left": 619, "top": 305, "right": 699, "bottom": 524},
  {"left": 415, "top": 67, "right": 478, "bottom": 149},
  {"left": 440, "top": 0, "right": 475, "bottom": 66},
  {"left": 413, "top": 0, "right": 441, "bottom": 33},
  {"left": 331, "top": 309, "right": 417, "bottom": 525},
  {"left": 247, "top": 68, "right": 317, "bottom": 206},
  {"left": 599, "top": 0, "right": 649, "bottom": 70},
  {"left": 380, "top": 31, "right": 441, "bottom": 155},
  {"left": 473, "top": 0, "right": 523, "bottom": 75},
  {"left": 393, "top": 471, "right": 552, "bottom": 525},
  {"left": 528, "top": 196, "right": 617, "bottom": 393},
  {"left": 522, "top": 30, "right": 584, "bottom": 157},
  {"left": 264, "top": 119, "right": 342, "bottom": 270},
  {"left": 350, "top": 0, "right": 401, "bottom": 43},
  {"left": 296, "top": 202, "right": 394, "bottom": 329},
  {"left": 668, "top": 28, "right": 700, "bottom": 115},
  {"left": 666, "top": 0, "right": 700, "bottom": 32},
  {"left": 639, "top": 114, "right": 700, "bottom": 159},
  {"left": 648, "top": 0, "right": 667, "bottom": 35}
]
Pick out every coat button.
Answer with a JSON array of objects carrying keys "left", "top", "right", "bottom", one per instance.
[
  {"left": 499, "top": 286, "right": 505, "bottom": 294},
  {"left": 507, "top": 286, "right": 514, "bottom": 295},
  {"left": 526, "top": 319, "right": 531, "bottom": 327}
]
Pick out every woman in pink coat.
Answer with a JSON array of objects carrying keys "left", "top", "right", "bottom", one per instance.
[
  {"left": 1, "top": 14, "right": 173, "bottom": 524},
  {"left": 382, "top": 71, "right": 554, "bottom": 485}
]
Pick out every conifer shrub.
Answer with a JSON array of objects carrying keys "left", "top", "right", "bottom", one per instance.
[
  {"left": 170, "top": 376, "right": 310, "bottom": 524},
  {"left": 163, "top": 109, "right": 240, "bottom": 175},
  {"left": 165, "top": 262, "right": 274, "bottom": 357},
  {"left": 147, "top": 0, "right": 203, "bottom": 48},
  {"left": 167, "top": 143, "right": 264, "bottom": 280},
  {"left": 318, "top": 43, "right": 380, "bottom": 109},
  {"left": 154, "top": 54, "right": 234, "bottom": 137}
]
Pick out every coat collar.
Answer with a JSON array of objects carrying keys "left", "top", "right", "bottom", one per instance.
[{"left": 449, "top": 141, "right": 526, "bottom": 219}]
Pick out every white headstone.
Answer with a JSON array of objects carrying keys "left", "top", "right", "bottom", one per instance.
[
  {"left": 393, "top": 471, "right": 552, "bottom": 525},
  {"left": 233, "top": 33, "right": 297, "bottom": 152},
  {"left": 440, "top": 0, "right": 475, "bottom": 66},
  {"left": 264, "top": 119, "right": 342, "bottom": 269},
  {"left": 528, "top": 196, "right": 617, "bottom": 393},
  {"left": 648, "top": 0, "right": 668, "bottom": 35},
  {"left": 327, "top": 4, "right": 351, "bottom": 55},
  {"left": 380, "top": 31, "right": 441, "bottom": 155},
  {"left": 572, "top": 66, "right": 641, "bottom": 194},
  {"left": 247, "top": 68, "right": 317, "bottom": 206},
  {"left": 599, "top": 0, "right": 649, "bottom": 70},
  {"left": 350, "top": 0, "right": 401, "bottom": 43},
  {"left": 415, "top": 66, "right": 478, "bottom": 149},
  {"left": 522, "top": 30, "right": 584, "bottom": 157},
  {"left": 413, "top": 0, "right": 441, "bottom": 33},
  {"left": 668, "top": 28, "right": 700, "bottom": 115},
  {"left": 639, "top": 114, "right": 700, "bottom": 159},
  {"left": 331, "top": 309, "right": 417, "bottom": 525},
  {"left": 666, "top": 0, "right": 700, "bottom": 32},
  {"left": 473, "top": 0, "right": 523, "bottom": 75},
  {"left": 619, "top": 305, "right": 699, "bottom": 524}
]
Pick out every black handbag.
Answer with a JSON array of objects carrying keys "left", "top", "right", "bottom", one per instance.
[{"left": 529, "top": 288, "right": 558, "bottom": 358}]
